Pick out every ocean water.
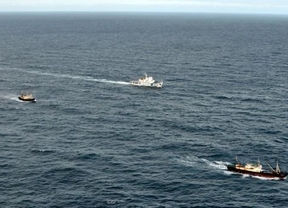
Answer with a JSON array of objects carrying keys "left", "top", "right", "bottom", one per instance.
[{"left": 1, "top": 12, "right": 288, "bottom": 207}]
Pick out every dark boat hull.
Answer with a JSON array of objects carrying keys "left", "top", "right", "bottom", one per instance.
[
  {"left": 18, "top": 97, "right": 36, "bottom": 102},
  {"left": 227, "top": 165, "right": 288, "bottom": 180}
]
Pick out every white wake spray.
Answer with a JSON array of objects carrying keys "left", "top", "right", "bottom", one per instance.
[
  {"left": 0, "top": 93, "right": 22, "bottom": 102},
  {"left": 176, "top": 155, "right": 230, "bottom": 170},
  {"left": 4, "top": 68, "right": 130, "bottom": 85}
]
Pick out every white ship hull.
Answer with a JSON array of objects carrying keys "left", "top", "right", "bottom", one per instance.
[{"left": 130, "top": 81, "right": 163, "bottom": 88}]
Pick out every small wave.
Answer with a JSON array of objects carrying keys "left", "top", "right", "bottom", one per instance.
[
  {"left": 75, "top": 152, "right": 100, "bottom": 161},
  {"left": 42, "top": 166, "right": 89, "bottom": 181},
  {"left": 30, "top": 149, "right": 55, "bottom": 154},
  {"left": 214, "top": 95, "right": 232, "bottom": 100}
]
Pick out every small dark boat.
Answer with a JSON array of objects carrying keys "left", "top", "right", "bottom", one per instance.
[
  {"left": 227, "top": 158, "right": 288, "bottom": 180},
  {"left": 18, "top": 93, "right": 36, "bottom": 102}
]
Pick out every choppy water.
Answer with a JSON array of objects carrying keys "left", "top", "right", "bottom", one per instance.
[{"left": 1, "top": 13, "right": 288, "bottom": 207}]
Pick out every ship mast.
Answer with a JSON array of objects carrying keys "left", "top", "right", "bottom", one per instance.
[
  {"left": 267, "top": 163, "right": 276, "bottom": 173},
  {"left": 267, "top": 160, "right": 281, "bottom": 174},
  {"left": 275, "top": 159, "right": 281, "bottom": 174}
]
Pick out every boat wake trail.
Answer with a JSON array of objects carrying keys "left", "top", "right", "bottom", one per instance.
[
  {"left": 175, "top": 155, "right": 204, "bottom": 167},
  {"left": 176, "top": 155, "right": 230, "bottom": 171},
  {"left": 203, "top": 159, "right": 230, "bottom": 170},
  {"left": 0, "top": 93, "right": 21, "bottom": 102},
  {"left": 241, "top": 174, "right": 283, "bottom": 181},
  {"left": 5, "top": 68, "right": 130, "bottom": 85},
  {"left": 88, "top": 78, "right": 129, "bottom": 85}
]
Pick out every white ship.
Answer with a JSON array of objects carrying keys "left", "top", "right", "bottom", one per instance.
[{"left": 130, "top": 73, "right": 163, "bottom": 88}]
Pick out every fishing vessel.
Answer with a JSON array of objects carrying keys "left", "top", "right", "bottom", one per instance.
[
  {"left": 227, "top": 158, "right": 287, "bottom": 180},
  {"left": 130, "top": 73, "right": 163, "bottom": 88},
  {"left": 18, "top": 93, "right": 36, "bottom": 102}
]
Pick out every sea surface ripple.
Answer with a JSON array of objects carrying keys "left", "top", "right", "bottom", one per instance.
[{"left": 0, "top": 13, "right": 288, "bottom": 207}]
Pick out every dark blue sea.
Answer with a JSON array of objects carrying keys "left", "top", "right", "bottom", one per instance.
[{"left": 1, "top": 12, "right": 288, "bottom": 207}]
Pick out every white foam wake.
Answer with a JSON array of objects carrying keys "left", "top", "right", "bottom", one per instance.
[
  {"left": 87, "top": 78, "right": 129, "bottom": 85},
  {"left": 5, "top": 68, "right": 130, "bottom": 85},
  {"left": 202, "top": 159, "right": 230, "bottom": 170},
  {"left": 239, "top": 173, "right": 282, "bottom": 181},
  {"left": 176, "top": 155, "right": 233, "bottom": 176},
  {"left": 175, "top": 155, "right": 203, "bottom": 167},
  {"left": 176, "top": 155, "right": 229, "bottom": 170},
  {"left": 0, "top": 93, "right": 22, "bottom": 102}
]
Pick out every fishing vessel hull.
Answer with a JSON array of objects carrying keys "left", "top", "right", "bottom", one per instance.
[
  {"left": 18, "top": 97, "right": 36, "bottom": 102},
  {"left": 227, "top": 165, "right": 288, "bottom": 180}
]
